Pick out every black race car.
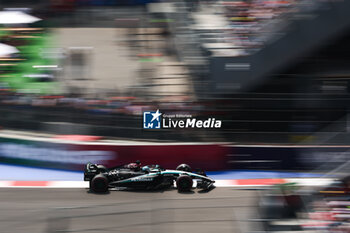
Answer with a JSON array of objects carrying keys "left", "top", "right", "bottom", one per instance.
[{"left": 84, "top": 162, "right": 215, "bottom": 193}]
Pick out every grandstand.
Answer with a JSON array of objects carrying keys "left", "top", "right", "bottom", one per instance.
[
  {"left": 165, "top": 0, "right": 350, "bottom": 144},
  {"left": 171, "top": 1, "right": 350, "bottom": 92}
]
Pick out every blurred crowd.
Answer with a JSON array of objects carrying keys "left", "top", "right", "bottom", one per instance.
[
  {"left": 0, "top": 92, "right": 203, "bottom": 116},
  {"left": 195, "top": 0, "right": 336, "bottom": 55},
  {"left": 223, "top": 0, "right": 295, "bottom": 50},
  {"left": 230, "top": 0, "right": 333, "bottom": 49}
]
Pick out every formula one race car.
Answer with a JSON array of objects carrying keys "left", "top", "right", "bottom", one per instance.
[{"left": 84, "top": 162, "right": 215, "bottom": 193}]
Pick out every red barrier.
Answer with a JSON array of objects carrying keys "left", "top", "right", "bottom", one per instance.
[
  {"left": 54, "top": 135, "right": 102, "bottom": 141},
  {"left": 0, "top": 135, "right": 230, "bottom": 171},
  {"left": 71, "top": 144, "right": 229, "bottom": 171}
]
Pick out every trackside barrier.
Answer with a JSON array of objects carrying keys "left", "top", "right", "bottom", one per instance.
[
  {"left": 1, "top": 132, "right": 350, "bottom": 171},
  {"left": 0, "top": 135, "right": 228, "bottom": 171},
  {"left": 228, "top": 145, "right": 350, "bottom": 170}
]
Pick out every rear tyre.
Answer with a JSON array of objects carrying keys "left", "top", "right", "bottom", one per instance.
[
  {"left": 90, "top": 174, "right": 109, "bottom": 193},
  {"left": 176, "top": 175, "right": 193, "bottom": 192}
]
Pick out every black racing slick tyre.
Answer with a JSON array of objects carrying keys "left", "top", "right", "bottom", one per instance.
[
  {"left": 176, "top": 164, "right": 192, "bottom": 172},
  {"left": 90, "top": 174, "right": 109, "bottom": 193},
  {"left": 176, "top": 175, "right": 193, "bottom": 192},
  {"left": 97, "top": 165, "right": 108, "bottom": 173}
]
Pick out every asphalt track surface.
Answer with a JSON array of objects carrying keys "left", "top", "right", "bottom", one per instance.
[{"left": 0, "top": 187, "right": 261, "bottom": 233}]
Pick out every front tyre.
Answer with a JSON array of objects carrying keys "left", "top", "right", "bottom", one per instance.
[
  {"left": 176, "top": 175, "right": 193, "bottom": 192},
  {"left": 90, "top": 174, "right": 109, "bottom": 193}
]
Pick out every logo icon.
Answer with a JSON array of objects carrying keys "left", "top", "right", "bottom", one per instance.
[{"left": 143, "top": 109, "right": 162, "bottom": 129}]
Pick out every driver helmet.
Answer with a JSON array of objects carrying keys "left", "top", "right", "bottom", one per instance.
[
  {"left": 142, "top": 166, "right": 150, "bottom": 172},
  {"left": 127, "top": 160, "right": 141, "bottom": 170}
]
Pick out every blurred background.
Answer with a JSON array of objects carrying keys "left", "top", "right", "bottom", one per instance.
[
  {"left": 1, "top": 0, "right": 350, "bottom": 144},
  {"left": 2, "top": 0, "right": 350, "bottom": 233}
]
